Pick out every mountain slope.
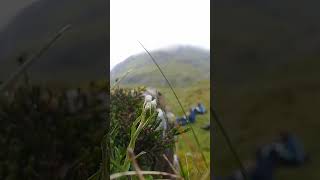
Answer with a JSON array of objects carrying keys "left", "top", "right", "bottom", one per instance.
[
  {"left": 110, "top": 45, "right": 210, "bottom": 87},
  {"left": 213, "top": 0, "right": 320, "bottom": 89},
  {"left": 0, "top": 0, "right": 108, "bottom": 84},
  {"left": 213, "top": 1, "right": 320, "bottom": 179}
]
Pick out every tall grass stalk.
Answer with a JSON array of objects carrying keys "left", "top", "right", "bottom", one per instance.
[
  {"left": 184, "top": 153, "right": 190, "bottom": 180},
  {"left": 0, "top": 24, "right": 72, "bottom": 92},
  {"left": 110, "top": 171, "right": 182, "bottom": 179},
  {"left": 127, "top": 148, "right": 145, "bottom": 180},
  {"left": 211, "top": 106, "right": 248, "bottom": 179},
  {"left": 162, "top": 154, "right": 179, "bottom": 175},
  {"left": 122, "top": 103, "right": 157, "bottom": 171},
  {"left": 138, "top": 41, "right": 208, "bottom": 168},
  {"left": 111, "top": 69, "right": 133, "bottom": 90}
]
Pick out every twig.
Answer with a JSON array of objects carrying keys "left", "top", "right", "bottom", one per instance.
[
  {"left": 128, "top": 148, "right": 145, "bottom": 180},
  {"left": 111, "top": 69, "right": 133, "bottom": 89},
  {"left": 162, "top": 154, "right": 180, "bottom": 177},
  {"left": 110, "top": 171, "right": 182, "bottom": 180}
]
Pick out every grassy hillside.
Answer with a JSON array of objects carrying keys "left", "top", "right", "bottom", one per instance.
[
  {"left": 158, "top": 80, "right": 211, "bottom": 178},
  {"left": 213, "top": 1, "right": 320, "bottom": 177},
  {"left": 111, "top": 46, "right": 210, "bottom": 87},
  {"left": 213, "top": 57, "right": 320, "bottom": 179}
]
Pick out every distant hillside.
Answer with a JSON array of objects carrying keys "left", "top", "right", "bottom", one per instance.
[
  {"left": 0, "top": 0, "right": 107, "bottom": 84},
  {"left": 110, "top": 45, "right": 210, "bottom": 87},
  {"left": 213, "top": 0, "right": 320, "bottom": 89}
]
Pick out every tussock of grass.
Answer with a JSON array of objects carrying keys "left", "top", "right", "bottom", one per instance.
[{"left": 90, "top": 86, "right": 189, "bottom": 180}]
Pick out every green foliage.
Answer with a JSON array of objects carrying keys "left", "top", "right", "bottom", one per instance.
[
  {"left": 112, "top": 80, "right": 211, "bottom": 179},
  {"left": 0, "top": 84, "right": 106, "bottom": 180},
  {"left": 91, "top": 86, "right": 186, "bottom": 180},
  {"left": 109, "top": 87, "right": 179, "bottom": 173}
]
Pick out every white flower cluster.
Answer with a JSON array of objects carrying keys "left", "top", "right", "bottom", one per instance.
[
  {"left": 143, "top": 95, "right": 157, "bottom": 110},
  {"left": 156, "top": 108, "right": 168, "bottom": 137},
  {"left": 166, "top": 111, "right": 176, "bottom": 124},
  {"left": 142, "top": 89, "right": 177, "bottom": 138}
]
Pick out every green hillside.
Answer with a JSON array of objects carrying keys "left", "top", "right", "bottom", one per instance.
[
  {"left": 213, "top": 1, "right": 320, "bottom": 178},
  {"left": 110, "top": 45, "right": 210, "bottom": 87},
  {"left": 213, "top": 57, "right": 320, "bottom": 179},
  {"left": 158, "top": 80, "right": 211, "bottom": 178}
]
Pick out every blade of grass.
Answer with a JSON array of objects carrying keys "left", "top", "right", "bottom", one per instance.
[
  {"left": 210, "top": 106, "right": 248, "bottom": 179},
  {"left": 123, "top": 108, "right": 157, "bottom": 171},
  {"left": 138, "top": 41, "right": 208, "bottom": 168},
  {"left": 187, "top": 152, "right": 201, "bottom": 175},
  {"left": 184, "top": 154, "right": 190, "bottom": 180},
  {"left": 162, "top": 154, "right": 180, "bottom": 176},
  {"left": 177, "top": 155, "right": 187, "bottom": 179},
  {"left": 200, "top": 170, "right": 210, "bottom": 180},
  {"left": 110, "top": 171, "right": 182, "bottom": 180},
  {"left": 0, "top": 24, "right": 72, "bottom": 93},
  {"left": 111, "top": 69, "right": 133, "bottom": 89},
  {"left": 128, "top": 148, "right": 145, "bottom": 180},
  {"left": 88, "top": 169, "right": 101, "bottom": 180}
]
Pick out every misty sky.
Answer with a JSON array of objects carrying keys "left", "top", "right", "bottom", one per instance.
[
  {"left": 110, "top": 0, "right": 210, "bottom": 70},
  {"left": 0, "top": 0, "right": 38, "bottom": 30}
]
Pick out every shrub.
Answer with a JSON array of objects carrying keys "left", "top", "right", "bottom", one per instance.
[{"left": 108, "top": 86, "right": 184, "bottom": 176}]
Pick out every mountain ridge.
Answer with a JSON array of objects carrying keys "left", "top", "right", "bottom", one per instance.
[{"left": 110, "top": 45, "right": 210, "bottom": 87}]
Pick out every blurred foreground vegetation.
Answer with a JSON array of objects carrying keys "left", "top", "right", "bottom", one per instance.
[{"left": 0, "top": 81, "right": 107, "bottom": 180}]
